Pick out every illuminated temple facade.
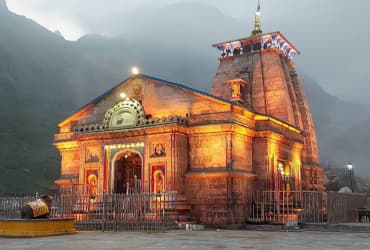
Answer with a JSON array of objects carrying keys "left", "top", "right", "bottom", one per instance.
[{"left": 54, "top": 5, "right": 324, "bottom": 223}]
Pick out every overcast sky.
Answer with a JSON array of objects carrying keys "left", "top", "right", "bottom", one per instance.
[
  {"left": 5, "top": 0, "right": 370, "bottom": 103},
  {"left": 7, "top": 0, "right": 242, "bottom": 40}
]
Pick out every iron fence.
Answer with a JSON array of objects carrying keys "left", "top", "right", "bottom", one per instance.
[
  {"left": 60, "top": 179, "right": 143, "bottom": 196},
  {"left": 247, "top": 191, "right": 307, "bottom": 224},
  {"left": 0, "top": 194, "right": 37, "bottom": 219},
  {"left": 300, "top": 191, "right": 327, "bottom": 224},
  {"left": 0, "top": 191, "right": 179, "bottom": 232},
  {"left": 1, "top": 190, "right": 368, "bottom": 229},
  {"left": 65, "top": 191, "right": 178, "bottom": 231},
  {"left": 327, "top": 192, "right": 367, "bottom": 224},
  {"left": 246, "top": 191, "right": 368, "bottom": 225}
]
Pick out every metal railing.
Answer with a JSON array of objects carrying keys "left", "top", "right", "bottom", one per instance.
[
  {"left": 0, "top": 191, "right": 179, "bottom": 232},
  {"left": 246, "top": 190, "right": 368, "bottom": 225},
  {"left": 327, "top": 192, "right": 366, "bottom": 224},
  {"left": 2, "top": 190, "right": 367, "bottom": 228},
  {"left": 61, "top": 179, "right": 144, "bottom": 197},
  {"left": 65, "top": 192, "right": 178, "bottom": 231},
  {"left": 247, "top": 191, "right": 306, "bottom": 224},
  {"left": 0, "top": 194, "right": 37, "bottom": 219}
]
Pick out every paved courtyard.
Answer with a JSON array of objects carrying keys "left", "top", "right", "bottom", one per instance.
[{"left": 1, "top": 230, "right": 369, "bottom": 250}]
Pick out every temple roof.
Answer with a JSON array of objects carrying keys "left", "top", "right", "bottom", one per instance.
[
  {"left": 85, "top": 74, "right": 234, "bottom": 108},
  {"left": 59, "top": 74, "right": 235, "bottom": 127},
  {"left": 142, "top": 74, "right": 234, "bottom": 104},
  {"left": 59, "top": 74, "right": 303, "bottom": 134}
]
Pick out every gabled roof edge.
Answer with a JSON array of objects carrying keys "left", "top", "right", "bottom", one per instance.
[
  {"left": 58, "top": 74, "right": 234, "bottom": 128},
  {"left": 140, "top": 74, "right": 234, "bottom": 105}
]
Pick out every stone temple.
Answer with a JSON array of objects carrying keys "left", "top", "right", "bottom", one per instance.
[{"left": 54, "top": 3, "right": 324, "bottom": 224}]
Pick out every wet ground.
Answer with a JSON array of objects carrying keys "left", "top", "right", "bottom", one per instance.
[{"left": 1, "top": 230, "right": 369, "bottom": 250}]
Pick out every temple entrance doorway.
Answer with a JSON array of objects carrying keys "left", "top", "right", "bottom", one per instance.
[{"left": 114, "top": 151, "right": 142, "bottom": 194}]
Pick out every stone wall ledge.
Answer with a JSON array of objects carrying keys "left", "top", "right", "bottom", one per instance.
[
  {"left": 186, "top": 169, "right": 256, "bottom": 178},
  {"left": 73, "top": 116, "right": 188, "bottom": 134}
]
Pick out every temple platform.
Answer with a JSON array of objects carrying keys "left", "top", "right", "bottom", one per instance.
[{"left": 0, "top": 218, "right": 76, "bottom": 237}]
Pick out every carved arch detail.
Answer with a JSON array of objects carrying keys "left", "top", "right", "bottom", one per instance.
[{"left": 103, "top": 98, "right": 145, "bottom": 129}]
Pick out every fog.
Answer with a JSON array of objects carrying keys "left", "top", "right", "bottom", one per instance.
[{"left": 6, "top": 0, "right": 370, "bottom": 104}]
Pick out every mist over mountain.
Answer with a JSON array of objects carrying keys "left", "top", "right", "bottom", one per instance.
[
  {"left": 0, "top": 7, "right": 122, "bottom": 192},
  {"left": 0, "top": 0, "right": 7, "bottom": 11},
  {"left": 0, "top": 3, "right": 369, "bottom": 193},
  {"left": 300, "top": 74, "right": 370, "bottom": 171}
]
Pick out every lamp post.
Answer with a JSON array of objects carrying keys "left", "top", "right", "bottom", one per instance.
[
  {"left": 131, "top": 66, "right": 140, "bottom": 75},
  {"left": 346, "top": 162, "right": 353, "bottom": 192}
]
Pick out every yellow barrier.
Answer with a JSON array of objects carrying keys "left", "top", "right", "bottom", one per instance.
[{"left": 0, "top": 218, "right": 76, "bottom": 237}]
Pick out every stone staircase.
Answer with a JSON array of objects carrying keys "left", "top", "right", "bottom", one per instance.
[{"left": 169, "top": 194, "right": 195, "bottom": 229}]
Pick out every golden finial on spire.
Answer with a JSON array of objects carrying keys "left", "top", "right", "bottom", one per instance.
[{"left": 252, "top": 0, "right": 262, "bottom": 36}]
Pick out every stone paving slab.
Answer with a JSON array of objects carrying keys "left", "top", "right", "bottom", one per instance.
[
  {"left": 302, "top": 223, "right": 370, "bottom": 233},
  {"left": 0, "top": 230, "right": 370, "bottom": 250}
]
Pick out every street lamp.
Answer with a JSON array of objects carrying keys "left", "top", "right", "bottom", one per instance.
[
  {"left": 346, "top": 162, "right": 353, "bottom": 192},
  {"left": 120, "top": 92, "right": 127, "bottom": 99},
  {"left": 131, "top": 66, "right": 140, "bottom": 75}
]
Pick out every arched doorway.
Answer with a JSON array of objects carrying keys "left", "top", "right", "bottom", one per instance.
[{"left": 114, "top": 151, "right": 142, "bottom": 194}]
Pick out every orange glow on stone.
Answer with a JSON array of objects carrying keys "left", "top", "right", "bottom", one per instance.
[{"left": 254, "top": 114, "right": 301, "bottom": 133}]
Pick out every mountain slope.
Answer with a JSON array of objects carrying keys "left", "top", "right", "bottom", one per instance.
[
  {"left": 301, "top": 74, "right": 370, "bottom": 174},
  {"left": 0, "top": 8, "right": 122, "bottom": 193}
]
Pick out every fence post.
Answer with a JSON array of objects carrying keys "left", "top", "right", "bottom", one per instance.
[
  {"left": 102, "top": 191, "right": 106, "bottom": 232},
  {"left": 70, "top": 185, "right": 74, "bottom": 219}
]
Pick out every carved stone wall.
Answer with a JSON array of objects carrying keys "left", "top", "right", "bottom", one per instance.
[
  {"left": 186, "top": 174, "right": 255, "bottom": 224},
  {"left": 232, "top": 133, "right": 253, "bottom": 171},
  {"left": 189, "top": 133, "right": 227, "bottom": 169},
  {"left": 211, "top": 48, "right": 323, "bottom": 191},
  {"left": 61, "top": 150, "right": 80, "bottom": 175},
  {"left": 174, "top": 133, "right": 188, "bottom": 195}
]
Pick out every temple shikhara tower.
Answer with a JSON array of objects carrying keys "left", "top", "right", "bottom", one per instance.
[{"left": 54, "top": 2, "right": 324, "bottom": 224}]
